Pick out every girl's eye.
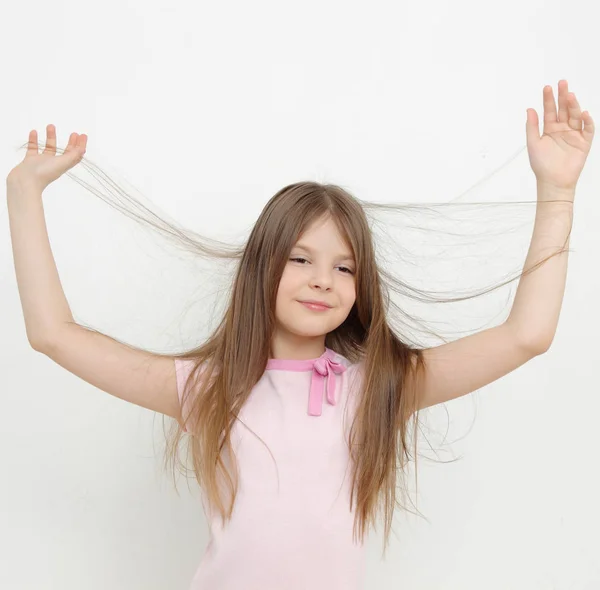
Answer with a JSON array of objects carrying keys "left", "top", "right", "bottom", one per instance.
[{"left": 289, "top": 257, "right": 354, "bottom": 275}]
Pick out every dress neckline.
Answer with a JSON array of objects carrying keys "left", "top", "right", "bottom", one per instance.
[
  {"left": 266, "top": 346, "right": 335, "bottom": 371},
  {"left": 265, "top": 347, "right": 347, "bottom": 416}
]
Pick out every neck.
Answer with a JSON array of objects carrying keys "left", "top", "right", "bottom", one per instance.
[{"left": 270, "top": 330, "right": 326, "bottom": 360}]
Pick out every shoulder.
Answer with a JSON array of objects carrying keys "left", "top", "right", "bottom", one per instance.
[
  {"left": 174, "top": 358, "right": 213, "bottom": 433},
  {"left": 174, "top": 358, "right": 197, "bottom": 393},
  {"left": 174, "top": 357, "right": 211, "bottom": 400}
]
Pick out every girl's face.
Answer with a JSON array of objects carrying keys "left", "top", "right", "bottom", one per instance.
[{"left": 272, "top": 216, "right": 357, "bottom": 358}]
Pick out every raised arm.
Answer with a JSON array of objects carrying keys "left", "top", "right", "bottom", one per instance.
[
  {"left": 7, "top": 177, "right": 182, "bottom": 424},
  {"left": 34, "top": 323, "right": 182, "bottom": 422}
]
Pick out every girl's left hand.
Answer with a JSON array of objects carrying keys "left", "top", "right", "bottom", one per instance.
[{"left": 526, "top": 80, "right": 595, "bottom": 193}]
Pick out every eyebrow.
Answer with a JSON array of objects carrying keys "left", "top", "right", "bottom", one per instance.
[{"left": 294, "top": 243, "right": 355, "bottom": 262}]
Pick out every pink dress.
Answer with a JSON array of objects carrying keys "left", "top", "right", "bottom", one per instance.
[{"left": 174, "top": 347, "right": 367, "bottom": 590}]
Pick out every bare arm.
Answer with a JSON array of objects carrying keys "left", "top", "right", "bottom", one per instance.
[
  {"left": 7, "top": 181, "right": 74, "bottom": 342},
  {"left": 410, "top": 187, "right": 574, "bottom": 412},
  {"left": 506, "top": 186, "right": 574, "bottom": 348},
  {"left": 6, "top": 181, "right": 182, "bottom": 423},
  {"left": 36, "top": 323, "right": 182, "bottom": 421}
]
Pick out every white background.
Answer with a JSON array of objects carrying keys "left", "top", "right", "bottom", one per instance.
[{"left": 1, "top": 0, "right": 599, "bottom": 588}]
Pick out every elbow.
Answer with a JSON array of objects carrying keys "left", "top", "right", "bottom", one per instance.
[
  {"left": 524, "top": 335, "right": 553, "bottom": 356},
  {"left": 29, "top": 335, "right": 50, "bottom": 353},
  {"left": 507, "top": 320, "right": 554, "bottom": 355}
]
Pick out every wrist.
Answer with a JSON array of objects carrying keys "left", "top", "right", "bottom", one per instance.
[
  {"left": 6, "top": 179, "right": 44, "bottom": 200},
  {"left": 536, "top": 183, "right": 575, "bottom": 204}
]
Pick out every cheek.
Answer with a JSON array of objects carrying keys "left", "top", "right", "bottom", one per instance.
[
  {"left": 275, "top": 272, "right": 294, "bottom": 299},
  {"left": 274, "top": 276, "right": 297, "bottom": 314},
  {"left": 342, "top": 282, "right": 357, "bottom": 306},
  {"left": 276, "top": 268, "right": 303, "bottom": 296}
]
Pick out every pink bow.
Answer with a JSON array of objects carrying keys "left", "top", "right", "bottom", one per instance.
[{"left": 308, "top": 356, "right": 347, "bottom": 416}]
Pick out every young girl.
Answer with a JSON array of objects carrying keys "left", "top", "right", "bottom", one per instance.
[{"left": 6, "top": 80, "right": 594, "bottom": 590}]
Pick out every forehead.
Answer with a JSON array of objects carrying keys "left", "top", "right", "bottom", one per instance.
[{"left": 292, "top": 216, "right": 355, "bottom": 259}]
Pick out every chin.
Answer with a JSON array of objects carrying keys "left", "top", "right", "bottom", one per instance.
[{"left": 294, "top": 321, "right": 340, "bottom": 336}]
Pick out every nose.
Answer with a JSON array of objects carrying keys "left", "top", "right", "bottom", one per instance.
[{"left": 309, "top": 267, "right": 334, "bottom": 290}]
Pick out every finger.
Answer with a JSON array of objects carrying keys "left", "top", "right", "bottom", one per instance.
[
  {"left": 557, "top": 80, "right": 570, "bottom": 124},
  {"left": 44, "top": 124, "right": 57, "bottom": 155},
  {"left": 567, "top": 93, "right": 583, "bottom": 131},
  {"left": 543, "top": 85, "right": 558, "bottom": 126},
  {"left": 64, "top": 132, "right": 78, "bottom": 153},
  {"left": 526, "top": 108, "right": 541, "bottom": 148},
  {"left": 65, "top": 132, "right": 87, "bottom": 156},
  {"left": 77, "top": 133, "right": 88, "bottom": 152},
  {"left": 582, "top": 111, "right": 595, "bottom": 141},
  {"left": 27, "top": 130, "right": 39, "bottom": 156}
]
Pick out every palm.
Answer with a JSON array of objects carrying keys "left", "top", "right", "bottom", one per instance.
[{"left": 526, "top": 81, "right": 594, "bottom": 191}]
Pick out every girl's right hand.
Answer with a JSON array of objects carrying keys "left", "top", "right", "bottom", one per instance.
[{"left": 7, "top": 124, "right": 87, "bottom": 192}]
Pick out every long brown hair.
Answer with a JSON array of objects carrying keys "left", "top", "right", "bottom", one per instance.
[
  {"left": 166, "top": 181, "right": 427, "bottom": 556},
  {"left": 46, "top": 146, "right": 571, "bottom": 557}
]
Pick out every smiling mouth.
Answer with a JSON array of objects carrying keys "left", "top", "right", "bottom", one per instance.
[{"left": 299, "top": 301, "right": 331, "bottom": 311}]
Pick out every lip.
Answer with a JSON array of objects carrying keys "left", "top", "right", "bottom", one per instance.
[{"left": 298, "top": 300, "right": 332, "bottom": 311}]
